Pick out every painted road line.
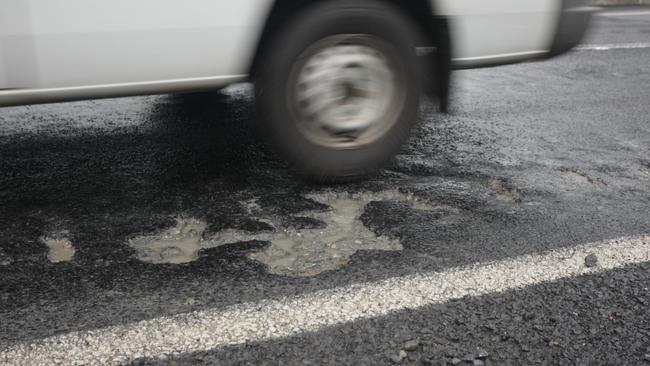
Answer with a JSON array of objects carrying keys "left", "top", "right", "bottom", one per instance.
[
  {"left": 577, "top": 42, "right": 650, "bottom": 51},
  {"left": 597, "top": 11, "right": 650, "bottom": 17},
  {"left": 2, "top": 235, "right": 649, "bottom": 365}
]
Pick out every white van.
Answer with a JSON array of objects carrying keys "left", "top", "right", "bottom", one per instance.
[{"left": 0, "top": 0, "right": 594, "bottom": 180}]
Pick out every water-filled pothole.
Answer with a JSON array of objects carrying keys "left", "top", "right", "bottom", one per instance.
[
  {"left": 129, "top": 190, "right": 437, "bottom": 276},
  {"left": 41, "top": 233, "right": 75, "bottom": 263},
  {"left": 129, "top": 219, "right": 207, "bottom": 264}
]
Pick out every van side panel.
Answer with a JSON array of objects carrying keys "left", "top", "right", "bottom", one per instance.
[
  {"left": 0, "top": 0, "right": 273, "bottom": 89},
  {"left": 434, "top": 0, "right": 561, "bottom": 67}
]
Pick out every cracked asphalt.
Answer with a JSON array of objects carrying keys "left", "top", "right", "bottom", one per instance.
[{"left": 1, "top": 8, "right": 649, "bottom": 366}]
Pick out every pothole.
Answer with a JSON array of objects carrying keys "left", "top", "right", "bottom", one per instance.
[
  {"left": 558, "top": 168, "right": 607, "bottom": 187},
  {"left": 488, "top": 178, "right": 523, "bottom": 203},
  {"left": 129, "top": 190, "right": 436, "bottom": 276},
  {"left": 41, "top": 233, "right": 75, "bottom": 263},
  {"left": 129, "top": 219, "right": 207, "bottom": 264}
]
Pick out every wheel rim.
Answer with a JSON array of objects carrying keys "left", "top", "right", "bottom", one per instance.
[{"left": 288, "top": 35, "right": 406, "bottom": 149}]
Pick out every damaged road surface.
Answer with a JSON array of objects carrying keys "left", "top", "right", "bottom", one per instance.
[
  {"left": 1, "top": 10, "right": 650, "bottom": 366},
  {"left": 129, "top": 190, "right": 435, "bottom": 276}
]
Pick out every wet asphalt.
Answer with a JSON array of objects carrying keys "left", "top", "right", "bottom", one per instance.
[{"left": 1, "top": 9, "right": 649, "bottom": 366}]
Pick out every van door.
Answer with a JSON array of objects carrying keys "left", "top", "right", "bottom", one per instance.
[
  {"left": 0, "top": 0, "right": 272, "bottom": 90},
  {"left": 0, "top": 0, "right": 38, "bottom": 89},
  {"left": 435, "top": 0, "right": 560, "bottom": 67}
]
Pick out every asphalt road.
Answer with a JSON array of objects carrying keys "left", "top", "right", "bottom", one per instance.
[{"left": 1, "top": 8, "right": 649, "bottom": 366}]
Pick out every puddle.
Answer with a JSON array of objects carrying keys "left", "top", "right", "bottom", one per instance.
[
  {"left": 41, "top": 233, "right": 75, "bottom": 263},
  {"left": 129, "top": 219, "right": 207, "bottom": 264},
  {"left": 130, "top": 190, "right": 435, "bottom": 276}
]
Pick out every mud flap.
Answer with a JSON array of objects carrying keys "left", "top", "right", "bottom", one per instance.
[
  {"left": 435, "top": 18, "right": 451, "bottom": 113},
  {"left": 421, "top": 17, "right": 451, "bottom": 113}
]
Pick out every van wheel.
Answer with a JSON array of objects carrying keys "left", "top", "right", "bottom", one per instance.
[{"left": 255, "top": 0, "right": 421, "bottom": 181}]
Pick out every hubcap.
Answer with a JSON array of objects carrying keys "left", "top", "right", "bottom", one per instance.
[{"left": 289, "top": 35, "right": 404, "bottom": 149}]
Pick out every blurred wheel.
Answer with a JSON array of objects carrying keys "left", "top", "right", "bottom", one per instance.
[{"left": 256, "top": 0, "right": 421, "bottom": 181}]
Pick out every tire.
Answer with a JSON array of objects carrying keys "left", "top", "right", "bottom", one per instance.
[{"left": 255, "top": 0, "right": 421, "bottom": 182}]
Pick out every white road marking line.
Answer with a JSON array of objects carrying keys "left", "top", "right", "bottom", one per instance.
[
  {"left": 2, "top": 235, "right": 649, "bottom": 365},
  {"left": 576, "top": 42, "right": 650, "bottom": 51},
  {"left": 597, "top": 11, "right": 650, "bottom": 17}
]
